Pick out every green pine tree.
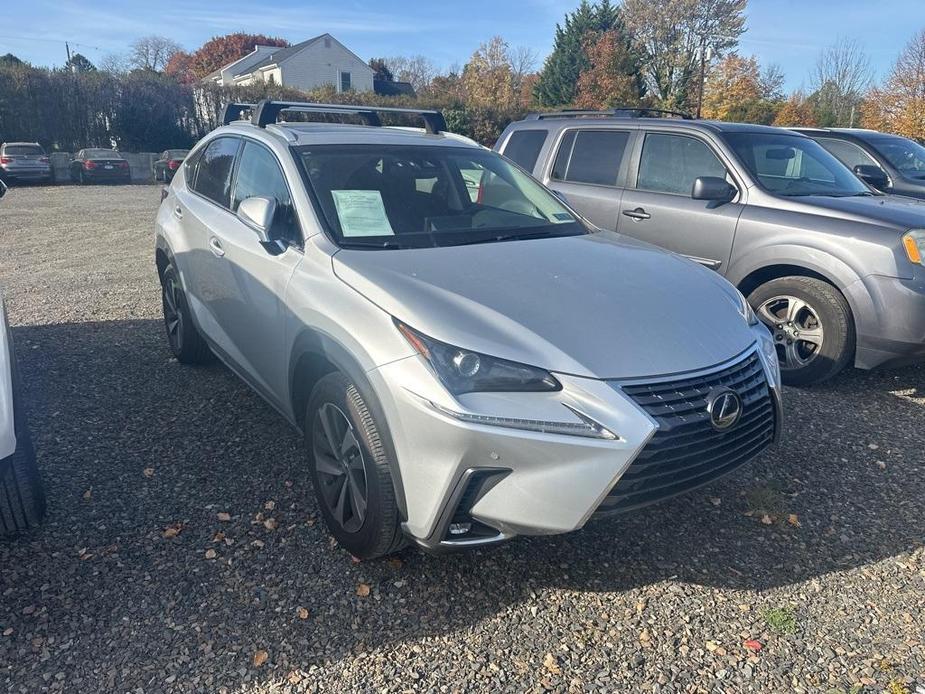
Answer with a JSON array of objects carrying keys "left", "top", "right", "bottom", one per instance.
[{"left": 533, "top": 0, "right": 622, "bottom": 107}]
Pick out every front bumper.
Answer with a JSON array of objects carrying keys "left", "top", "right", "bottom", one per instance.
[
  {"left": 848, "top": 273, "right": 925, "bottom": 370},
  {"left": 370, "top": 330, "right": 781, "bottom": 551}
]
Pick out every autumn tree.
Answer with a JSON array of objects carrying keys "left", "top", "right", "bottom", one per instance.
[
  {"left": 534, "top": 0, "right": 621, "bottom": 106},
  {"left": 575, "top": 29, "right": 645, "bottom": 109},
  {"left": 701, "top": 54, "right": 784, "bottom": 123},
  {"left": 368, "top": 58, "right": 393, "bottom": 82},
  {"left": 385, "top": 55, "right": 438, "bottom": 92},
  {"left": 65, "top": 53, "right": 96, "bottom": 73},
  {"left": 183, "top": 33, "right": 289, "bottom": 81},
  {"left": 773, "top": 91, "right": 818, "bottom": 127},
  {"left": 809, "top": 37, "right": 872, "bottom": 127},
  {"left": 463, "top": 37, "right": 517, "bottom": 109},
  {"left": 862, "top": 28, "right": 925, "bottom": 139},
  {"left": 164, "top": 51, "right": 196, "bottom": 84},
  {"left": 623, "top": 0, "right": 746, "bottom": 111},
  {"left": 129, "top": 35, "right": 182, "bottom": 72}
]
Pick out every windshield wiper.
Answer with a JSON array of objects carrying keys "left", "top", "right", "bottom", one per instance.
[{"left": 337, "top": 238, "right": 405, "bottom": 250}]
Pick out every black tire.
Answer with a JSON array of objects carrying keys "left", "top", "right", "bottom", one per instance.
[
  {"left": 160, "top": 263, "right": 213, "bottom": 364},
  {"left": 0, "top": 349, "right": 46, "bottom": 534},
  {"left": 78, "top": 170, "right": 86, "bottom": 185},
  {"left": 306, "top": 372, "right": 406, "bottom": 559},
  {"left": 749, "top": 276, "right": 854, "bottom": 386}
]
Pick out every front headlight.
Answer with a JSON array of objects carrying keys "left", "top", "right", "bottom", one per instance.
[
  {"left": 903, "top": 229, "right": 925, "bottom": 266},
  {"left": 395, "top": 320, "right": 561, "bottom": 395},
  {"left": 736, "top": 289, "right": 760, "bottom": 326}
]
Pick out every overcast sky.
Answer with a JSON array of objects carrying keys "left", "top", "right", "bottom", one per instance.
[{"left": 2, "top": 0, "right": 922, "bottom": 91}]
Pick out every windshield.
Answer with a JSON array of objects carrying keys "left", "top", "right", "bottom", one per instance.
[
  {"left": 4, "top": 145, "right": 44, "bottom": 156},
  {"left": 85, "top": 149, "right": 119, "bottom": 158},
  {"left": 725, "top": 133, "right": 871, "bottom": 197},
  {"left": 298, "top": 144, "right": 585, "bottom": 249},
  {"left": 869, "top": 136, "right": 925, "bottom": 178}
]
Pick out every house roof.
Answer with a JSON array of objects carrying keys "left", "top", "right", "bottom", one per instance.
[
  {"left": 374, "top": 79, "right": 415, "bottom": 97},
  {"left": 244, "top": 34, "right": 326, "bottom": 73}
]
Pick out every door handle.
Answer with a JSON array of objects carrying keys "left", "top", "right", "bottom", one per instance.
[
  {"left": 173, "top": 206, "right": 183, "bottom": 219},
  {"left": 208, "top": 237, "right": 225, "bottom": 258},
  {"left": 622, "top": 207, "right": 651, "bottom": 221}
]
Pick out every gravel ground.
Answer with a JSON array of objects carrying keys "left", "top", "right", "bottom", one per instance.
[{"left": 0, "top": 184, "right": 923, "bottom": 694}]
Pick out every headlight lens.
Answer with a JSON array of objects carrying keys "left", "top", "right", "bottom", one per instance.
[
  {"left": 395, "top": 320, "right": 561, "bottom": 395},
  {"left": 903, "top": 229, "right": 925, "bottom": 266},
  {"left": 736, "top": 289, "right": 759, "bottom": 326}
]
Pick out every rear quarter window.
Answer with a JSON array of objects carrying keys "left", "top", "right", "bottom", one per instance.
[
  {"left": 551, "top": 129, "right": 629, "bottom": 187},
  {"left": 501, "top": 130, "right": 548, "bottom": 173},
  {"left": 3, "top": 145, "right": 45, "bottom": 155}
]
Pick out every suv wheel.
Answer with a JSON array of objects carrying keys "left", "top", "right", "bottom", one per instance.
[
  {"left": 160, "top": 264, "right": 212, "bottom": 364},
  {"left": 749, "top": 276, "right": 854, "bottom": 386},
  {"left": 306, "top": 372, "right": 406, "bottom": 559}
]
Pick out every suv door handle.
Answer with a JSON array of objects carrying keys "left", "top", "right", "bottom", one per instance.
[
  {"left": 622, "top": 208, "right": 651, "bottom": 221},
  {"left": 209, "top": 237, "right": 225, "bottom": 258},
  {"left": 173, "top": 206, "right": 183, "bottom": 219}
]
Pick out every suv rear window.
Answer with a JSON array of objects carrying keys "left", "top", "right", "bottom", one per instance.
[
  {"left": 193, "top": 137, "right": 239, "bottom": 207},
  {"left": 551, "top": 130, "right": 628, "bottom": 186},
  {"left": 4, "top": 145, "right": 45, "bottom": 156},
  {"left": 501, "top": 130, "right": 547, "bottom": 172}
]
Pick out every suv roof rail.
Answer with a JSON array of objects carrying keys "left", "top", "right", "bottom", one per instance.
[
  {"left": 525, "top": 107, "right": 693, "bottom": 121},
  {"left": 220, "top": 103, "right": 257, "bottom": 126},
  {"left": 242, "top": 100, "right": 448, "bottom": 134}
]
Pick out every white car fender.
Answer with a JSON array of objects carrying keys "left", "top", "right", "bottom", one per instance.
[{"left": 0, "top": 297, "right": 17, "bottom": 460}]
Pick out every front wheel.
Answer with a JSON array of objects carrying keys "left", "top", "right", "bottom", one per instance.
[
  {"left": 160, "top": 264, "right": 212, "bottom": 364},
  {"left": 749, "top": 276, "right": 854, "bottom": 386},
  {"left": 306, "top": 372, "right": 406, "bottom": 559}
]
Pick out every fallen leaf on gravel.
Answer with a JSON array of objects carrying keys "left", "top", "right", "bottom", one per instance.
[
  {"left": 356, "top": 583, "right": 371, "bottom": 597},
  {"left": 252, "top": 540, "right": 265, "bottom": 548},
  {"left": 388, "top": 557, "right": 403, "bottom": 569},
  {"left": 350, "top": 555, "right": 362, "bottom": 564},
  {"left": 82, "top": 488, "right": 92, "bottom": 500},
  {"left": 263, "top": 518, "right": 278, "bottom": 531},
  {"left": 760, "top": 514, "right": 774, "bottom": 525},
  {"left": 204, "top": 549, "right": 217, "bottom": 560},
  {"left": 217, "top": 512, "right": 231, "bottom": 522},
  {"left": 787, "top": 513, "right": 801, "bottom": 527},
  {"left": 142, "top": 468, "right": 154, "bottom": 478},
  {"left": 709, "top": 496, "right": 721, "bottom": 506},
  {"left": 306, "top": 517, "right": 316, "bottom": 527},
  {"left": 287, "top": 670, "right": 302, "bottom": 684},
  {"left": 2, "top": 628, "right": 12, "bottom": 636},
  {"left": 163, "top": 523, "right": 183, "bottom": 539},
  {"left": 284, "top": 480, "right": 293, "bottom": 488},
  {"left": 297, "top": 607, "right": 309, "bottom": 620},
  {"left": 253, "top": 650, "right": 268, "bottom": 667},
  {"left": 639, "top": 628, "right": 652, "bottom": 645},
  {"left": 738, "top": 604, "right": 751, "bottom": 612},
  {"left": 264, "top": 500, "right": 276, "bottom": 511},
  {"left": 706, "top": 640, "right": 720, "bottom": 652},
  {"left": 744, "top": 639, "right": 762, "bottom": 651},
  {"left": 212, "top": 532, "right": 225, "bottom": 542},
  {"left": 543, "top": 652, "right": 561, "bottom": 675}
]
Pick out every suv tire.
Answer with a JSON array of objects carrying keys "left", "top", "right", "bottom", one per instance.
[
  {"left": 306, "top": 372, "right": 406, "bottom": 560},
  {"left": 749, "top": 276, "right": 854, "bottom": 386},
  {"left": 0, "top": 352, "right": 46, "bottom": 534},
  {"left": 160, "top": 263, "right": 213, "bottom": 364}
]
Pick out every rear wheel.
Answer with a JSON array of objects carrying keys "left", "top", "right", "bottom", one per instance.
[
  {"left": 306, "top": 372, "right": 406, "bottom": 559},
  {"left": 160, "top": 264, "right": 212, "bottom": 364},
  {"left": 749, "top": 276, "right": 854, "bottom": 386}
]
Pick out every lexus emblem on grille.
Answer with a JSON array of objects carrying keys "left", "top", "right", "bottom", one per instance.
[{"left": 707, "top": 388, "right": 743, "bottom": 431}]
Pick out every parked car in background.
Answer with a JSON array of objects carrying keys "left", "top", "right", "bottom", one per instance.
[
  {"left": 155, "top": 100, "right": 781, "bottom": 559},
  {"left": 496, "top": 110, "right": 925, "bottom": 386},
  {"left": 0, "top": 142, "right": 53, "bottom": 185},
  {"left": 69, "top": 148, "right": 131, "bottom": 185},
  {"left": 0, "top": 180, "right": 46, "bottom": 534},
  {"left": 153, "top": 149, "right": 190, "bottom": 182},
  {"left": 794, "top": 128, "right": 925, "bottom": 199}
]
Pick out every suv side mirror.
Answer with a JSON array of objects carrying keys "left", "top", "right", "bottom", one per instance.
[
  {"left": 237, "top": 196, "right": 278, "bottom": 242},
  {"left": 692, "top": 176, "right": 736, "bottom": 202},
  {"left": 853, "top": 164, "right": 890, "bottom": 191}
]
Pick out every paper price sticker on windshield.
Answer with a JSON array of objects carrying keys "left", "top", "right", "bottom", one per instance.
[{"left": 331, "top": 190, "right": 395, "bottom": 237}]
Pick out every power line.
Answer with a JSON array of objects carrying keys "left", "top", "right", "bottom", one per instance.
[{"left": 0, "top": 35, "right": 104, "bottom": 52}]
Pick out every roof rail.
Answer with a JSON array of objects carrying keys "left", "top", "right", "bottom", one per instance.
[
  {"left": 526, "top": 107, "right": 693, "bottom": 121},
  {"left": 220, "top": 103, "right": 257, "bottom": 126},
  {"left": 247, "top": 100, "right": 448, "bottom": 134}
]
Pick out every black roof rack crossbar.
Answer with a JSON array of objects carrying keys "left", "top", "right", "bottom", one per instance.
[
  {"left": 248, "top": 100, "right": 447, "bottom": 133},
  {"left": 526, "top": 107, "right": 693, "bottom": 121},
  {"left": 220, "top": 103, "right": 257, "bottom": 126}
]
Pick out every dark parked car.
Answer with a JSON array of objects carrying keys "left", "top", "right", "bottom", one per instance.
[
  {"left": 496, "top": 111, "right": 925, "bottom": 386},
  {"left": 69, "top": 148, "right": 132, "bottom": 185},
  {"left": 795, "top": 128, "right": 925, "bottom": 199},
  {"left": 0, "top": 142, "right": 53, "bottom": 185},
  {"left": 153, "top": 149, "right": 189, "bottom": 182}
]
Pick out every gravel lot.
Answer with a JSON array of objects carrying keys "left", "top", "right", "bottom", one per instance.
[{"left": 0, "top": 184, "right": 923, "bottom": 694}]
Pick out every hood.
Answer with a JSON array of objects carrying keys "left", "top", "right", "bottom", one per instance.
[
  {"left": 786, "top": 193, "right": 925, "bottom": 230},
  {"left": 333, "top": 232, "right": 755, "bottom": 380}
]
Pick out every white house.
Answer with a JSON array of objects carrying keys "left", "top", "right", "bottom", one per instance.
[{"left": 204, "top": 34, "right": 375, "bottom": 94}]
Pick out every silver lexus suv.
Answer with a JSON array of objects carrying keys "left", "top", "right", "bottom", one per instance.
[{"left": 154, "top": 101, "right": 782, "bottom": 558}]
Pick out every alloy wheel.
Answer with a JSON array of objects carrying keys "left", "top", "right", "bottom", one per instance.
[
  {"left": 757, "top": 295, "right": 824, "bottom": 370},
  {"left": 162, "top": 276, "right": 184, "bottom": 352},
  {"left": 312, "top": 403, "right": 368, "bottom": 533}
]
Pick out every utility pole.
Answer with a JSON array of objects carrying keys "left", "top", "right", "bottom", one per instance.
[
  {"left": 696, "top": 43, "right": 713, "bottom": 119},
  {"left": 65, "top": 41, "right": 72, "bottom": 70}
]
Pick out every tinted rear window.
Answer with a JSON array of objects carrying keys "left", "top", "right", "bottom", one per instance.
[
  {"left": 193, "top": 137, "right": 239, "bottom": 207},
  {"left": 551, "top": 130, "right": 628, "bottom": 186},
  {"left": 502, "top": 130, "right": 547, "bottom": 172},
  {"left": 3, "top": 145, "right": 44, "bottom": 155}
]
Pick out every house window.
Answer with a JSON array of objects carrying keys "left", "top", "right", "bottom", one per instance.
[{"left": 340, "top": 71, "right": 352, "bottom": 92}]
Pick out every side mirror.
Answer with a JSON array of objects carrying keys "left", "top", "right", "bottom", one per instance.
[
  {"left": 237, "top": 196, "right": 277, "bottom": 242},
  {"left": 0, "top": 179, "right": 7, "bottom": 199},
  {"left": 692, "top": 176, "right": 736, "bottom": 202},
  {"left": 853, "top": 164, "right": 890, "bottom": 191}
]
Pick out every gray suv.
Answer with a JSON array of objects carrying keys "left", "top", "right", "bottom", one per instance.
[
  {"left": 154, "top": 101, "right": 780, "bottom": 558},
  {"left": 0, "top": 142, "right": 53, "bottom": 185},
  {"left": 496, "top": 111, "right": 925, "bottom": 385}
]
